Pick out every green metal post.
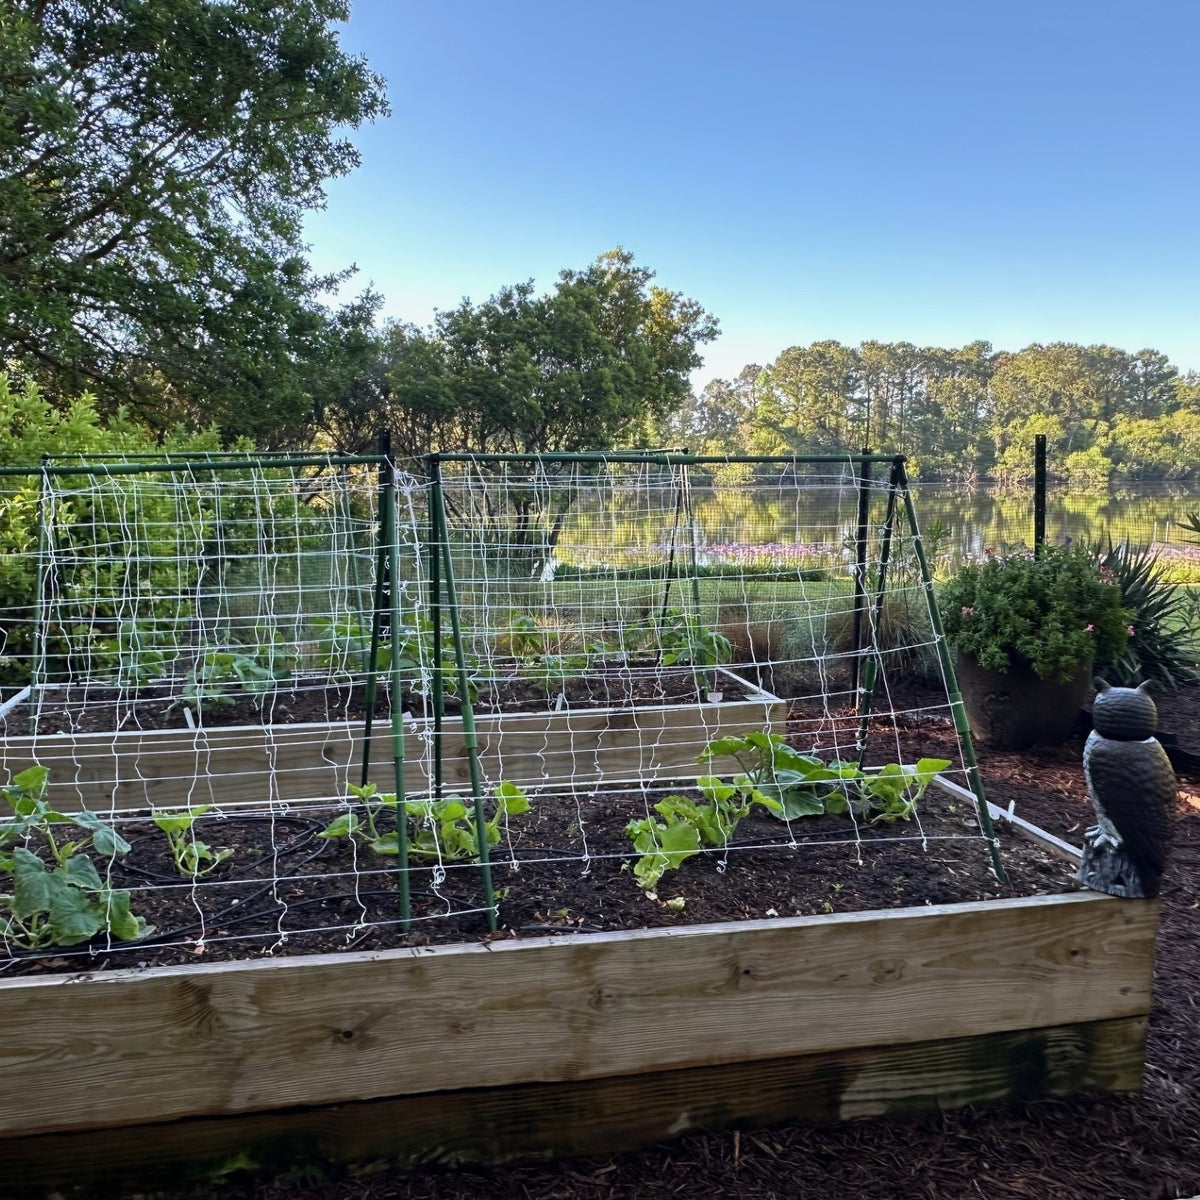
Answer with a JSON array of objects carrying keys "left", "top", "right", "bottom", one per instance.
[
  {"left": 680, "top": 462, "right": 712, "bottom": 694},
  {"left": 28, "top": 460, "right": 52, "bottom": 735},
  {"left": 432, "top": 478, "right": 498, "bottom": 931},
  {"left": 853, "top": 459, "right": 899, "bottom": 757},
  {"left": 428, "top": 457, "right": 445, "bottom": 800},
  {"left": 897, "top": 461, "right": 1007, "bottom": 882},
  {"left": 1034, "top": 434, "right": 1048, "bottom": 555},
  {"left": 385, "top": 454, "right": 411, "bottom": 928},
  {"left": 658, "top": 466, "right": 686, "bottom": 622},
  {"left": 335, "top": 468, "right": 370, "bottom": 676},
  {"left": 850, "top": 450, "right": 872, "bottom": 696},
  {"left": 360, "top": 433, "right": 392, "bottom": 788}
]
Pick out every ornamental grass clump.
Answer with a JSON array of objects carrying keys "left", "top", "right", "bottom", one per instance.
[{"left": 939, "top": 543, "right": 1130, "bottom": 683}]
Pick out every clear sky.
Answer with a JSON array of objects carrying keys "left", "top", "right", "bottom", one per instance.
[{"left": 303, "top": 0, "right": 1200, "bottom": 386}]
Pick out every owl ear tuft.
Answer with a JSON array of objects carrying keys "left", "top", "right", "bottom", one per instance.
[{"left": 1093, "top": 678, "right": 1111, "bottom": 692}]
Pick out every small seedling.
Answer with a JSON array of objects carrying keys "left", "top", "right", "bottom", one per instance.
[
  {"left": 625, "top": 778, "right": 782, "bottom": 891},
  {"left": 320, "top": 781, "right": 531, "bottom": 861},
  {"left": 152, "top": 805, "right": 234, "bottom": 877}
]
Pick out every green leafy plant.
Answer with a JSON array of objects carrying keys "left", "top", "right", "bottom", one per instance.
[
  {"left": 0, "top": 376, "right": 222, "bottom": 689},
  {"left": 313, "top": 614, "right": 479, "bottom": 702},
  {"left": 403, "top": 781, "right": 531, "bottom": 859},
  {"left": 625, "top": 775, "right": 784, "bottom": 891},
  {"left": 320, "top": 780, "right": 531, "bottom": 860},
  {"left": 1085, "top": 538, "right": 1200, "bottom": 688},
  {"left": 938, "top": 543, "right": 1131, "bottom": 682},
  {"left": 169, "top": 643, "right": 296, "bottom": 715},
  {"left": 625, "top": 807, "right": 701, "bottom": 891},
  {"left": 0, "top": 765, "right": 151, "bottom": 949},
  {"left": 648, "top": 608, "right": 733, "bottom": 669},
  {"left": 699, "top": 730, "right": 949, "bottom": 824},
  {"left": 505, "top": 614, "right": 544, "bottom": 661},
  {"left": 91, "top": 618, "right": 174, "bottom": 690},
  {"left": 313, "top": 615, "right": 385, "bottom": 674},
  {"left": 151, "top": 806, "right": 234, "bottom": 877},
  {"left": 503, "top": 614, "right": 597, "bottom": 695}
]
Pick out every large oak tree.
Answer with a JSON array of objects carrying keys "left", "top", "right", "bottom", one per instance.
[{"left": 0, "top": 0, "right": 387, "bottom": 441}]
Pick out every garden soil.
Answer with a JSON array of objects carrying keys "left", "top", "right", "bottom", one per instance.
[{"left": 16, "top": 683, "right": 1200, "bottom": 1200}]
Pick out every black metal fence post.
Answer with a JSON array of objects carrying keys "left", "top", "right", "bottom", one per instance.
[{"left": 1033, "top": 434, "right": 1047, "bottom": 554}]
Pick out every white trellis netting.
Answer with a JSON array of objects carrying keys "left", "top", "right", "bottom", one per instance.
[{"left": 0, "top": 451, "right": 1001, "bottom": 970}]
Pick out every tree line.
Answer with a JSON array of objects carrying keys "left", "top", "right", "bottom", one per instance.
[
  {"left": 3, "top": 2, "right": 1195, "bottom": 484},
  {"left": 671, "top": 342, "right": 1200, "bottom": 482}
]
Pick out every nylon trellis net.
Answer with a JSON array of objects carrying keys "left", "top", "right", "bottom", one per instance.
[{"left": 0, "top": 451, "right": 1006, "bottom": 972}]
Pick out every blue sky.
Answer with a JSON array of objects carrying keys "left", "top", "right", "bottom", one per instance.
[{"left": 304, "top": 0, "right": 1200, "bottom": 385}]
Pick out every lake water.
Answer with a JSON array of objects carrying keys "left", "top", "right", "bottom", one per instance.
[{"left": 679, "top": 480, "right": 1200, "bottom": 574}]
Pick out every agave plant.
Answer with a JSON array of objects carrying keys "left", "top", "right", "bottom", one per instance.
[{"left": 1087, "top": 538, "right": 1200, "bottom": 688}]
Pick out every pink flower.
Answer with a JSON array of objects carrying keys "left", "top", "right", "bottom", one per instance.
[
  {"left": 1127, "top": 625, "right": 1135, "bottom": 636},
  {"left": 961, "top": 606, "right": 975, "bottom": 616},
  {"left": 1084, "top": 624, "right": 1095, "bottom": 633}
]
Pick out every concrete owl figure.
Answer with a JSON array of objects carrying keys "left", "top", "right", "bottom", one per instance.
[{"left": 1078, "top": 679, "right": 1176, "bottom": 899}]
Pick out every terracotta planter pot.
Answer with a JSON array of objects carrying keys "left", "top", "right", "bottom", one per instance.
[{"left": 954, "top": 652, "right": 1092, "bottom": 749}]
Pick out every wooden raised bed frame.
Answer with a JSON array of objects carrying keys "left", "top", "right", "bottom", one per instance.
[
  {"left": 0, "top": 874, "right": 1158, "bottom": 1192},
  {"left": 1, "top": 666, "right": 783, "bottom": 813}
]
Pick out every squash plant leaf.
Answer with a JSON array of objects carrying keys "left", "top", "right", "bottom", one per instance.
[
  {"left": 11, "top": 846, "right": 55, "bottom": 919},
  {"left": 105, "top": 889, "right": 152, "bottom": 942},
  {"left": 48, "top": 886, "right": 107, "bottom": 945},
  {"left": 73, "top": 810, "right": 131, "bottom": 856},
  {"left": 63, "top": 853, "right": 103, "bottom": 890}
]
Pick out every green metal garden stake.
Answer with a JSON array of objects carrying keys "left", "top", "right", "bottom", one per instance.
[
  {"left": 28, "top": 459, "right": 51, "bottom": 735},
  {"left": 428, "top": 457, "right": 445, "bottom": 800},
  {"left": 431, "top": 471, "right": 498, "bottom": 931},
  {"left": 360, "top": 433, "right": 392, "bottom": 788},
  {"left": 850, "top": 451, "right": 872, "bottom": 696},
  {"left": 898, "top": 461, "right": 1007, "bottom": 882},
  {"left": 385, "top": 458, "right": 411, "bottom": 928},
  {"left": 681, "top": 461, "right": 712, "bottom": 694},
  {"left": 853, "top": 458, "right": 900, "bottom": 759}
]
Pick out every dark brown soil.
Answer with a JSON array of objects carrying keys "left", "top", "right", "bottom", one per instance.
[
  {"left": 4, "top": 754, "right": 1072, "bottom": 979},
  {"left": 12, "top": 661, "right": 741, "bottom": 735}
]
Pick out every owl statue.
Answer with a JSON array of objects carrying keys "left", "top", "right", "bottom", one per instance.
[{"left": 1078, "top": 680, "right": 1176, "bottom": 899}]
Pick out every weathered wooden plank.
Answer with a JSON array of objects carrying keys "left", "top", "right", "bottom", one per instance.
[
  {"left": 0, "top": 892, "right": 1156, "bottom": 1138},
  {"left": 0, "top": 1015, "right": 1148, "bottom": 1194},
  {"left": 1, "top": 670, "right": 783, "bottom": 813}
]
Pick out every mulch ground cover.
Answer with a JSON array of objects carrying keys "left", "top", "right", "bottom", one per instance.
[{"left": 14, "top": 681, "right": 1200, "bottom": 1199}]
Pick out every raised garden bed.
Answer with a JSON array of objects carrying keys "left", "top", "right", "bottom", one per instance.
[
  {"left": 0, "top": 677, "right": 1170, "bottom": 1193},
  {"left": 0, "top": 787, "right": 1160, "bottom": 1193},
  {"left": 0, "top": 665, "right": 782, "bottom": 813}
]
